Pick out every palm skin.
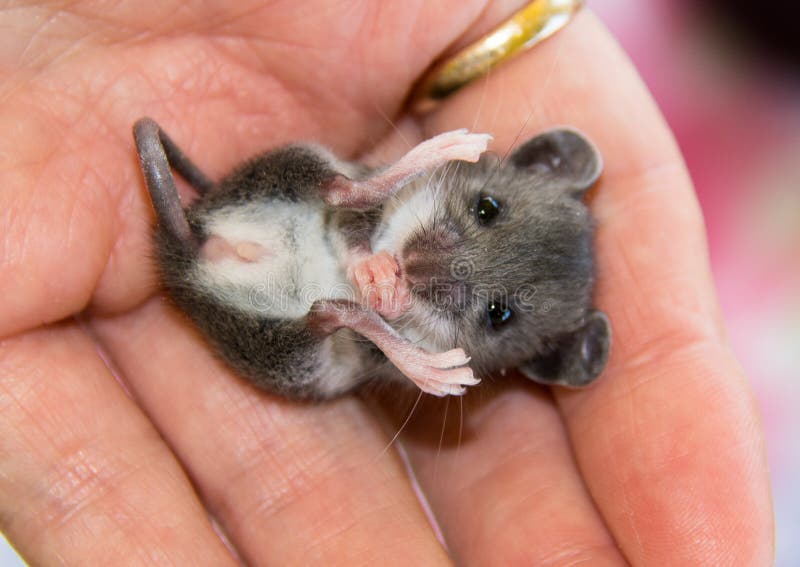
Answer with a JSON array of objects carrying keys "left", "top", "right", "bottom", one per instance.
[{"left": 0, "top": 2, "right": 773, "bottom": 565}]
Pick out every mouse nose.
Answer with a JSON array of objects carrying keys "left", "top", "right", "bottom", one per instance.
[
  {"left": 401, "top": 226, "right": 459, "bottom": 278},
  {"left": 403, "top": 250, "right": 446, "bottom": 286},
  {"left": 402, "top": 249, "right": 467, "bottom": 308}
]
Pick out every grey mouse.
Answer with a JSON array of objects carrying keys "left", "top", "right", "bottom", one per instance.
[{"left": 133, "top": 118, "right": 610, "bottom": 400}]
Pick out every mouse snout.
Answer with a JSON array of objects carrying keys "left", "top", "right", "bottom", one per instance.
[
  {"left": 401, "top": 230, "right": 456, "bottom": 284},
  {"left": 401, "top": 233, "right": 468, "bottom": 308},
  {"left": 403, "top": 250, "right": 448, "bottom": 284}
]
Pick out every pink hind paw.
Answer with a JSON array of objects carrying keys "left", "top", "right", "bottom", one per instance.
[{"left": 348, "top": 251, "right": 410, "bottom": 319}]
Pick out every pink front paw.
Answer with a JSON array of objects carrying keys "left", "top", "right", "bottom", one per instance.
[{"left": 349, "top": 251, "right": 410, "bottom": 319}]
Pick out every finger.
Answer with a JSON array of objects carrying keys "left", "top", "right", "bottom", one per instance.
[
  {"left": 92, "top": 299, "right": 451, "bottom": 566},
  {"left": 375, "top": 382, "right": 625, "bottom": 565},
  {"left": 418, "top": 10, "right": 773, "bottom": 564},
  {"left": 0, "top": 324, "right": 235, "bottom": 565}
]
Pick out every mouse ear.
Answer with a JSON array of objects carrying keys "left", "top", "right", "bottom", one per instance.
[
  {"left": 509, "top": 128, "right": 602, "bottom": 196},
  {"left": 518, "top": 310, "right": 610, "bottom": 388}
]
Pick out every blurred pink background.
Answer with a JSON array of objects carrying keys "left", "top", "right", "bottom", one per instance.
[{"left": 593, "top": 1, "right": 799, "bottom": 564}]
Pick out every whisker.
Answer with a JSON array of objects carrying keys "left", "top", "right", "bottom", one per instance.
[
  {"left": 370, "top": 99, "right": 412, "bottom": 150},
  {"left": 433, "top": 395, "right": 450, "bottom": 483},
  {"left": 471, "top": 66, "right": 492, "bottom": 131},
  {"left": 376, "top": 389, "right": 424, "bottom": 458},
  {"left": 457, "top": 394, "right": 464, "bottom": 461}
]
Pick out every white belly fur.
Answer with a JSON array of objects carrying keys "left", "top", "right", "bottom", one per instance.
[{"left": 194, "top": 201, "right": 354, "bottom": 319}]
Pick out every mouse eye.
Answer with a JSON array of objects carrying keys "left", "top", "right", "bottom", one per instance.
[
  {"left": 487, "top": 301, "right": 512, "bottom": 329},
  {"left": 476, "top": 195, "right": 501, "bottom": 225}
]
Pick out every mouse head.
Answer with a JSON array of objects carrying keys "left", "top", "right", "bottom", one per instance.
[{"left": 388, "top": 128, "right": 610, "bottom": 387}]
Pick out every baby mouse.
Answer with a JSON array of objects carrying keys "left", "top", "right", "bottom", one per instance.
[{"left": 133, "top": 118, "right": 610, "bottom": 399}]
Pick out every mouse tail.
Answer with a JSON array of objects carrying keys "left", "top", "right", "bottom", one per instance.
[{"left": 133, "top": 117, "right": 202, "bottom": 249}]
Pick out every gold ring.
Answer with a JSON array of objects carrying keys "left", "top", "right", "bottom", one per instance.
[{"left": 411, "top": 0, "right": 584, "bottom": 111}]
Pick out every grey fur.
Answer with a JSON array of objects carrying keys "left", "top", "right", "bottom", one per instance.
[
  {"left": 134, "top": 118, "right": 610, "bottom": 399},
  {"left": 386, "top": 131, "right": 610, "bottom": 387}
]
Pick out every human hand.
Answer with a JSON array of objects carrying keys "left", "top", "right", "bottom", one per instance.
[{"left": 0, "top": 2, "right": 773, "bottom": 565}]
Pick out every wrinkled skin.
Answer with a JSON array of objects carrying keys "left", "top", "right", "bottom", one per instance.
[{"left": 0, "top": 2, "right": 773, "bottom": 565}]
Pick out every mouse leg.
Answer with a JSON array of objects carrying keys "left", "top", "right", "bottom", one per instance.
[
  {"left": 323, "top": 129, "right": 492, "bottom": 209},
  {"left": 309, "top": 299, "right": 479, "bottom": 396},
  {"left": 519, "top": 310, "right": 611, "bottom": 388}
]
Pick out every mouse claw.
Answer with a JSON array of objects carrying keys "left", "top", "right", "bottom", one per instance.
[
  {"left": 413, "top": 367, "right": 480, "bottom": 397},
  {"left": 395, "top": 349, "right": 479, "bottom": 397},
  {"left": 424, "top": 383, "right": 467, "bottom": 398}
]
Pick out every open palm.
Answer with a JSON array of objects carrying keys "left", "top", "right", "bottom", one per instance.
[{"left": 0, "top": 2, "right": 773, "bottom": 564}]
